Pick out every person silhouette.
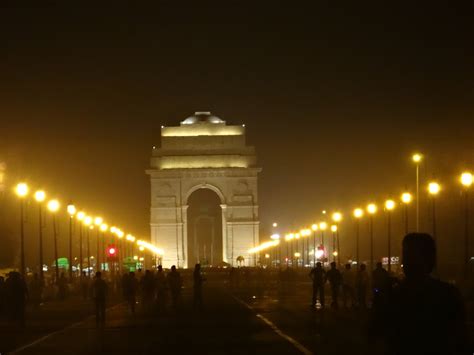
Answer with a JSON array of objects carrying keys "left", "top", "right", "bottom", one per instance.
[
  {"left": 167, "top": 265, "right": 182, "bottom": 310},
  {"left": 309, "top": 262, "right": 326, "bottom": 308},
  {"left": 92, "top": 271, "right": 108, "bottom": 327},
  {"left": 356, "top": 264, "right": 369, "bottom": 308},
  {"left": 326, "top": 262, "right": 342, "bottom": 309},
  {"left": 385, "top": 233, "right": 466, "bottom": 354},
  {"left": 193, "top": 264, "right": 205, "bottom": 309}
]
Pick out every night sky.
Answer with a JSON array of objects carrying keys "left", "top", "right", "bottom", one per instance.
[{"left": 0, "top": 2, "right": 473, "bottom": 266}]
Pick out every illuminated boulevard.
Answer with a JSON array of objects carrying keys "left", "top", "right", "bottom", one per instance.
[{"left": 1, "top": 271, "right": 378, "bottom": 354}]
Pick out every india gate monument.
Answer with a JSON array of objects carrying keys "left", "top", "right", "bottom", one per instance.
[{"left": 147, "top": 112, "right": 261, "bottom": 268}]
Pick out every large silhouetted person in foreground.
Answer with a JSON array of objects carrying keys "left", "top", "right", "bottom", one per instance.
[{"left": 385, "top": 233, "right": 466, "bottom": 354}]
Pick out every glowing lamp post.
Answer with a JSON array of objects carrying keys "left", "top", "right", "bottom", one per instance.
[
  {"left": 311, "top": 224, "right": 318, "bottom": 266},
  {"left": 428, "top": 182, "right": 440, "bottom": 239},
  {"left": 401, "top": 192, "right": 412, "bottom": 234},
  {"left": 100, "top": 223, "right": 108, "bottom": 271},
  {"left": 332, "top": 212, "right": 342, "bottom": 266},
  {"left": 47, "top": 199, "right": 60, "bottom": 283},
  {"left": 331, "top": 225, "right": 338, "bottom": 263},
  {"left": 353, "top": 208, "right": 364, "bottom": 269},
  {"left": 460, "top": 172, "right": 473, "bottom": 279},
  {"left": 76, "top": 211, "right": 85, "bottom": 275},
  {"left": 15, "top": 183, "right": 29, "bottom": 276},
  {"left": 367, "top": 203, "right": 377, "bottom": 271},
  {"left": 384, "top": 199, "right": 396, "bottom": 272},
  {"left": 94, "top": 217, "right": 103, "bottom": 271},
  {"left": 67, "top": 203, "right": 76, "bottom": 280},
  {"left": 84, "top": 216, "right": 93, "bottom": 276},
  {"left": 34, "top": 190, "right": 46, "bottom": 279},
  {"left": 319, "top": 222, "right": 327, "bottom": 261},
  {"left": 412, "top": 153, "right": 423, "bottom": 231}
]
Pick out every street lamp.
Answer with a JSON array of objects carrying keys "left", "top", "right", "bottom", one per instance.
[
  {"left": 94, "top": 217, "right": 103, "bottom": 271},
  {"left": 460, "top": 172, "right": 473, "bottom": 279},
  {"left": 385, "top": 199, "right": 396, "bottom": 272},
  {"left": 100, "top": 223, "right": 108, "bottom": 272},
  {"left": 67, "top": 203, "right": 76, "bottom": 280},
  {"left": 428, "top": 181, "right": 440, "bottom": 239},
  {"left": 47, "top": 199, "right": 60, "bottom": 283},
  {"left": 367, "top": 203, "right": 377, "bottom": 271},
  {"left": 331, "top": 225, "right": 337, "bottom": 263},
  {"left": 76, "top": 211, "right": 85, "bottom": 275},
  {"left": 311, "top": 223, "right": 318, "bottom": 266},
  {"left": 401, "top": 192, "right": 412, "bottom": 235},
  {"left": 84, "top": 216, "right": 93, "bottom": 276},
  {"left": 319, "top": 222, "right": 327, "bottom": 261},
  {"left": 412, "top": 153, "right": 423, "bottom": 231},
  {"left": 331, "top": 213, "right": 342, "bottom": 266},
  {"left": 15, "top": 183, "right": 29, "bottom": 276},
  {"left": 353, "top": 208, "right": 364, "bottom": 269},
  {"left": 34, "top": 190, "right": 46, "bottom": 280}
]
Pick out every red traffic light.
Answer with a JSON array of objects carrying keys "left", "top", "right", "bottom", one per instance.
[{"left": 107, "top": 245, "right": 117, "bottom": 258}]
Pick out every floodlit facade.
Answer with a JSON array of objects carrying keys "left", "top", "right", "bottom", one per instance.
[{"left": 147, "top": 112, "right": 261, "bottom": 268}]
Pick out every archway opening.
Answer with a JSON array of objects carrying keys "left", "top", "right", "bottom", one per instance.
[{"left": 187, "top": 188, "right": 223, "bottom": 267}]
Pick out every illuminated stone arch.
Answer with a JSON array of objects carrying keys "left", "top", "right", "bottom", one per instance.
[{"left": 147, "top": 112, "right": 261, "bottom": 268}]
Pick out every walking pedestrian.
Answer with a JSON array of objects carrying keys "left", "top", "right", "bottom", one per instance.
[
  {"left": 356, "top": 264, "right": 369, "bottom": 308},
  {"left": 167, "top": 265, "right": 182, "bottom": 310},
  {"left": 193, "top": 264, "right": 205, "bottom": 309},
  {"left": 309, "top": 262, "right": 326, "bottom": 308},
  {"left": 126, "top": 272, "right": 138, "bottom": 314},
  {"left": 29, "top": 273, "right": 44, "bottom": 309},
  {"left": 155, "top": 265, "right": 167, "bottom": 312},
  {"left": 342, "top": 263, "right": 356, "bottom": 308},
  {"left": 80, "top": 271, "right": 89, "bottom": 300},
  {"left": 326, "top": 261, "right": 342, "bottom": 309},
  {"left": 92, "top": 271, "right": 108, "bottom": 327}
]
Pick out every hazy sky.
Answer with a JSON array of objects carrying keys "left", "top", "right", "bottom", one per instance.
[{"left": 1, "top": 3, "right": 473, "bottom": 265}]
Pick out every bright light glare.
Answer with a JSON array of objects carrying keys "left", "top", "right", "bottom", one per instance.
[
  {"left": 94, "top": 217, "right": 103, "bottom": 226},
  {"left": 367, "top": 203, "right": 377, "bottom": 214},
  {"left": 47, "top": 199, "right": 60, "bottom": 212},
  {"left": 15, "top": 183, "right": 29, "bottom": 197},
  {"left": 331, "top": 225, "right": 337, "bottom": 232},
  {"left": 428, "top": 182, "right": 441, "bottom": 195},
  {"left": 270, "top": 233, "right": 280, "bottom": 240},
  {"left": 272, "top": 222, "right": 278, "bottom": 227},
  {"left": 332, "top": 212, "right": 342, "bottom": 222},
  {"left": 401, "top": 192, "right": 412, "bottom": 204},
  {"left": 67, "top": 204, "right": 76, "bottom": 216},
  {"left": 315, "top": 249, "right": 324, "bottom": 258},
  {"left": 248, "top": 240, "right": 280, "bottom": 254},
  {"left": 353, "top": 208, "right": 364, "bottom": 218},
  {"left": 84, "top": 216, "right": 92, "bottom": 226},
  {"left": 100, "top": 223, "right": 108, "bottom": 232},
  {"left": 311, "top": 224, "right": 318, "bottom": 231},
  {"left": 294, "top": 252, "right": 301, "bottom": 257},
  {"left": 385, "top": 199, "right": 396, "bottom": 210},
  {"left": 35, "top": 190, "right": 46, "bottom": 202},
  {"left": 319, "top": 222, "right": 328, "bottom": 230},
  {"left": 126, "top": 234, "right": 136, "bottom": 242},
  {"left": 461, "top": 172, "right": 473, "bottom": 187},
  {"left": 412, "top": 153, "right": 422, "bottom": 163},
  {"left": 77, "top": 211, "right": 85, "bottom": 221}
]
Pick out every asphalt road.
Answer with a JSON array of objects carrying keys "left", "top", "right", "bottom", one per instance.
[{"left": 1, "top": 276, "right": 472, "bottom": 354}]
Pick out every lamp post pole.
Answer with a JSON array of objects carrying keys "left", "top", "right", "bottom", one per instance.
[{"left": 39, "top": 201, "right": 44, "bottom": 280}]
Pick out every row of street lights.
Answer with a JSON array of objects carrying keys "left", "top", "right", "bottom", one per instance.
[
  {"left": 254, "top": 153, "right": 474, "bottom": 276},
  {"left": 14, "top": 182, "right": 163, "bottom": 280}
]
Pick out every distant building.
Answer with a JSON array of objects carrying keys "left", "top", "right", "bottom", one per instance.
[{"left": 147, "top": 112, "right": 261, "bottom": 268}]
